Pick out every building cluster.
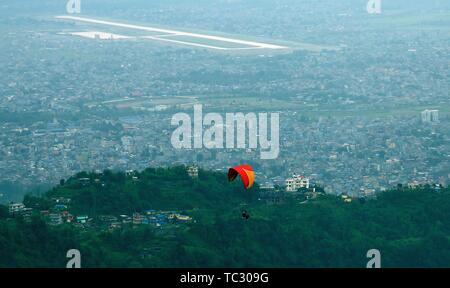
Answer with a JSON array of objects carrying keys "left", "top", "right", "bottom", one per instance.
[
  {"left": 6, "top": 198, "right": 192, "bottom": 231},
  {"left": 0, "top": 109, "right": 448, "bottom": 200}
]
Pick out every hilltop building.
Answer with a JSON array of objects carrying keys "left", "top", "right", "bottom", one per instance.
[
  {"left": 285, "top": 175, "right": 310, "bottom": 192},
  {"left": 9, "top": 203, "right": 25, "bottom": 215},
  {"left": 49, "top": 213, "right": 63, "bottom": 226},
  {"left": 187, "top": 165, "right": 199, "bottom": 178}
]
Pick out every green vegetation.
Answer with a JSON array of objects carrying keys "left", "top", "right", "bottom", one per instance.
[
  {"left": 45, "top": 166, "right": 257, "bottom": 215},
  {"left": 1, "top": 167, "right": 449, "bottom": 268}
]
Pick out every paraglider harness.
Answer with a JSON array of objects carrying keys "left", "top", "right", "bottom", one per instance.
[{"left": 242, "top": 210, "right": 250, "bottom": 220}]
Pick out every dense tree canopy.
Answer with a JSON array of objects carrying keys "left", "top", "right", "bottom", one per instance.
[{"left": 0, "top": 167, "right": 449, "bottom": 268}]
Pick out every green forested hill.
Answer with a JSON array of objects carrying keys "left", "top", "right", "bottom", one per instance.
[
  {"left": 43, "top": 166, "right": 258, "bottom": 214},
  {"left": 0, "top": 167, "right": 449, "bottom": 268}
]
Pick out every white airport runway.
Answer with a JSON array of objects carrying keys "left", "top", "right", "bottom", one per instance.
[{"left": 56, "top": 15, "right": 289, "bottom": 50}]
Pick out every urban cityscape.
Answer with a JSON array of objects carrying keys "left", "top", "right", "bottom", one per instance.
[{"left": 0, "top": 0, "right": 450, "bottom": 269}]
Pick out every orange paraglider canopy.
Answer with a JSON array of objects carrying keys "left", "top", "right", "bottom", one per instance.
[{"left": 228, "top": 164, "right": 255, "bottom": 189}]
